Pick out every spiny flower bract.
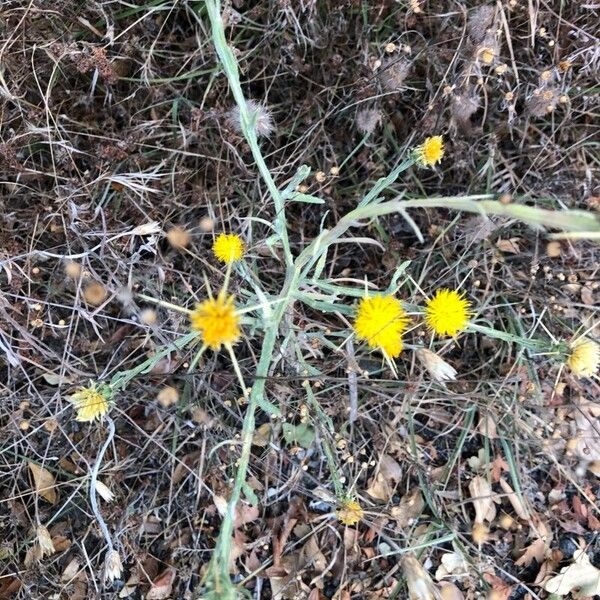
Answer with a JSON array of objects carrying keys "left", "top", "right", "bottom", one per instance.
[
  {"left": 567, "top": 338, "right": 599, "bottom": 378},
  {"left": 353, "top": 294, "right": 408, "bottom": 359},
  {"left": 190, "top": 293, "right": 241, "bottom": 350},
  {"left": 414, "top": 135, "right": 444, "bottom": 167},
  {"left": 425, "top": 289, "right": 471, "bottom": 337},
  {"left": 212, "top": 233, "right": 245, "bottom": 264},
  {"left": 69, "top": 383, "right": 111, "bottom": 422},
  {"left": 336, "top": 498, "right": 364, "bottom": 526}
]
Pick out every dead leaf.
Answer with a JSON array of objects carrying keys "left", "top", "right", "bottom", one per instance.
[
  {"left": 301, "top": 535, "right": 328, "bottom": 573},
  {"left": 252, "top": 422, "right": 272, "bottom": 447},
  {"left": 401, "top": 553, "right": 442, "bottom": 600},
  {"left": 42, "top": 372, "right": 75, "bottom": 386},
  {"left": 482, "top": 572, "right": 514, "bottom": 600},
  {"left": 172, "top": 451, "right": 201, "bottom": 485},
  {"left": 439, "top": 582, "right": 464, "bottom": 600},
  {"left": 515, "top": 514, "right": 552, "bottom": 567},
  {"left": 391, "top": 488, "right": 424, "bottom": 528},
  {"left": 366, "top": 455, "right": 402, "bottom": 502},
  {"left": 498, "top": 478, "right": 529, "bottom": 520},
  {"left": 234, "top": 502, "right": 259, "bottom": 528},
  {"left": 469, "top": 476, "right": 496, "bottom": 523},
  {"left": 146, "top": 567, "right": 177, "bottom": 600},
  {"left": 496, "top": 237, "right": 521, "bottom": 254},
  {"left": 61, "top": 558, "right": 81, "bottom": 582},
  {"left": 543, "top": 550, "right": 600, "bottom": 597},
  {"left": 28, "top": 462, "right": 57, "bottom": 504},
  {"left": 0, "top": 576, "right": 21, "bottom": 599},
  {"left": 435, "top": 552, "right": 469, "bottom": 580}
]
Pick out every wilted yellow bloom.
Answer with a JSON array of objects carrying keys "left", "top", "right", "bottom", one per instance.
[
  {"left": 353, "top": 294, "right": 409, "bottom": 358},
  {"left": 190, "top": 293, "right": 241, "bottom": 350},
  {"left": 414, "top": 135, "right": 444, "bottom": 167},
  {"left": 336, "top": 498, "right": 364, "bottom": 526},
  {"left": 567, "top": 338, "right": 599, "bottom": 378},
  {"left": 425, "top": 289, "right": 471, "bottom": 337},
  {"left": 212, "top": 233, "right": 245, "bottom": 264},
  {"left": 69, "top": 383, "right": 111, "bottom": 422}
]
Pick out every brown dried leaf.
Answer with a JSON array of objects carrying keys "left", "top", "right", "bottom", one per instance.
[
  {"left": 146, "top": 567, "right": 177, "bottom": 600},
  {"left": 391, "top": 488, "right": 425, "bottom": 528},
  {"left": 301, "top": 535, "right": 328, "bottom": 573},
  {"left": 366, "top": 455, "right": 402, "bottom": 502},
  {"left": 496, "top": 237, "right": 521, "bottom": 254},
  {"left": 469, "top": 476, "right": 496, "bottom": 523},
  {"left": 28, "top": 462, "right": 57, "bottom": 504}
]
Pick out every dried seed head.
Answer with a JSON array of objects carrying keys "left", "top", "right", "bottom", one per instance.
[
  {"left": 166, "top": 226, "right": 191, "bottom": 249},
  {"left": 379, "top": 58, "right": 411, "bottom": 92},
  {"left": 157, "top": 386, "right": 179, "bottom": 408},
  {"left": 228, "top": 100, "right": 275, "bottom": 138},
  {"left": 451, "top": 92, "right": 480, "bottom": 123},
  {"left": 468, "top": 5, "right": 496, "bottom": 44},
  {"left": 199, "top": 216, "right": 215, "bottom": 232},
  {"left": 527, "top": 87, "right": 559, "bottom": 116},
  {"left": 355, "top": 108, "right": 381, "bottom": 135},
  {"left": 36, "top": 526, "right": 55, "bottom": 557},
  {"left": 104, "top": 549, "right": 123, "bottom": 582},
  {"left": 64, "top": 261, "right": 81, "bottom": 278},
  {"left": 472, "top": 522, "right": 489, "bottom": 545},
  {"left": 83, "top": 282, "right": 108, "bottom": 306},
  {"left": 140, "top": 308, "right": 158, "bottom": 326}
]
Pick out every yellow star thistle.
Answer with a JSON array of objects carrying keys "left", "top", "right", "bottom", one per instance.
[
  {"left": 190, "top": 292, "right": 241, "bottom": 350},
  {"left": 69, "top": 383, "right": 112, "bottom": 422},
  {"left": 336, "top": 498, "right": 364, "bottom": 526},
  {"left": 353, "top": 294, "right": 408, "bottom": 359},
  {"left": 212, "top": 233, "right": 245, "bottom": 264},
  {"left": 425, "top": 289, "right": 471, "bottom": 337},
  {"left": 567, "top": 338, "right": 599, "bottom": 378},
  {"left": 413, "top": 135, "right": 444, "bottom": 167}
]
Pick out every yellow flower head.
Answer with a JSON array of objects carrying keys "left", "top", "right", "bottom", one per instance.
[
  {"left": 190, "top": 293, "right": 241, "bottom": 350},
  {"left": 69, "top": 383, "right": 111, "bottom": 422},
  {"left": 425, "top": 289, "right": 471, "bottom": 337},
  {"left": 567, "top": 338, "right": 599, "bottom": 378},
  {"left": 212, "top": 233, "right": 245, "bottom": 264},
  {"left": 353, "top": 294, "right": 408, "bottom": 359},
  {"left": 336, "top": 498, "right": 364, "bottom": 526},
  {"left": 414, "top": 135, "right": 444, "bottom": 167}
]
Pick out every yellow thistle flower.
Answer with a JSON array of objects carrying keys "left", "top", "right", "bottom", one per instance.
[
  {"left": 69, "top": 383, "right": 111, "bottom": 422},
  {"left": 336, "top": 498, "right": 364, "bottom": 526},
  {"left": 425, "top": 289, "right": 471, "bottom": 337},
  {"left": 353, "top": 294, "right": 408, "bottom": 359},
  {"left": 567, "top": 338, "right": 599, "bottom": 378},
  {"left": 414, "top": 135, "right": 444, "bottom": 167},
  {"left": 212, "top": 233, "right": 245, "bottom": 264},
  {"left": 190, "top": 293, "right": 241, "bottom": 350}
]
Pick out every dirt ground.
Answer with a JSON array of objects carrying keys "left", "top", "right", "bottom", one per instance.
[{"left": 1, "top": 1, "right": 599, "bottom": 599}]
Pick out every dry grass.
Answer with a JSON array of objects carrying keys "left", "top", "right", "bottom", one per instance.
[{"left": 1, "top": 1, "right": 599, "bottom": 599}]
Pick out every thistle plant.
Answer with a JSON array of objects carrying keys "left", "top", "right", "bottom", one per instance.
[{"left": 75, "top": 1, "right": 600, "bottom": 595}]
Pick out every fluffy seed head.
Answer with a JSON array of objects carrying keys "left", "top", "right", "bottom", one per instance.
[
  {"left": 413, "top": 136, "right": 445, "bottom": 167},
  {"left": 425, "top": 289, "right": 471, "bottom": 337},
  {"left": 336, "top": 498, "right": 364, "bottom": 526},
  {"left": 190, "top": 293, "right": 241, "bottom": 350},
  {"left": 567, "top": 338, "right": 599, "bottom": 378},
  {"left": 355, "top": 108, "right": 381, "bottom": 135},
  {"left": 416, "top": 348, "right": 457, "bottom": 382},
  {"left": 83, "top": 281, "right": 108, "bottom": 306},
  {"left": 353, "top": 294, "right": 409, "bottom": 359},
  {"left": 212, "top": 233, "right": 245, "bottom": 264},
  {"left": 166, "top": 226, "right": 191, "bottom": 249},
  {"left": 228, "top": 100, "right": 275, "bottom": 138},
  {"left": 379, "top": 58, "right": 411, "bottom": 92},
  {"left": 69, "top": 383, "right": 112, "bottom": 422}
]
